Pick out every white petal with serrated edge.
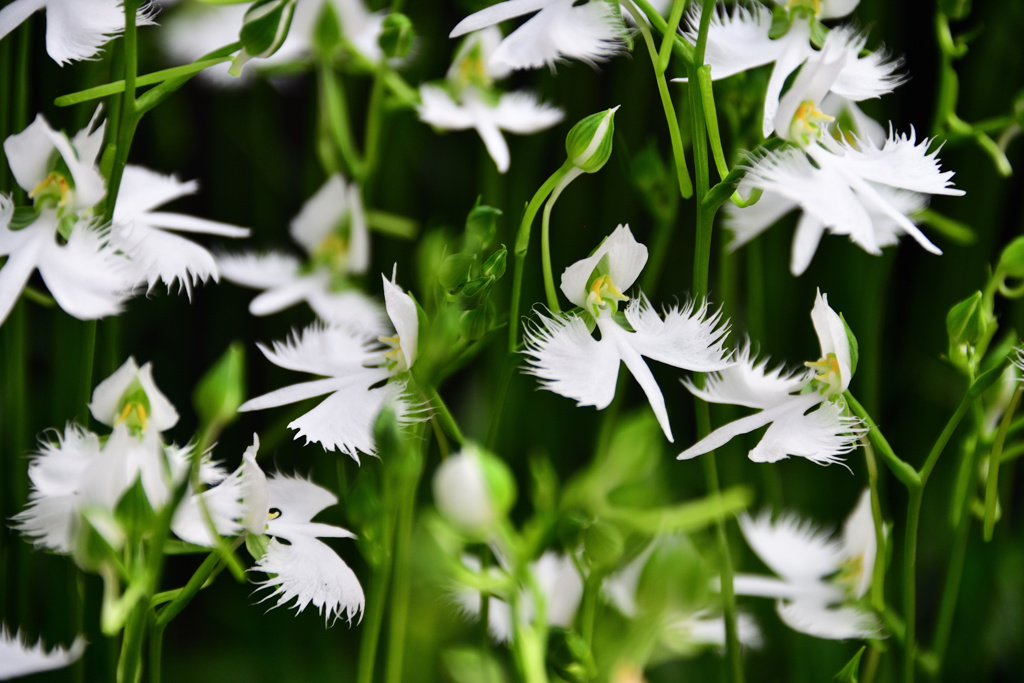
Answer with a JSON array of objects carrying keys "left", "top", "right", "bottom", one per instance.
[
  {"left": 724, "top": 187, "right": 798, "bottom": 250},
  {"left": 623, "top": 295, "right": 733, "bottom": 372},
  {"left": 739, "top": 510, "right": 845, "bottom": 582},
  {"left": 36, "top": 221, "right": 131, "bottom": 320},
  {"left": 217, "top": 251, "right": 302, "bottom": 288},
  {"left": 0, "top": 626, "right": 85, "bottom": 680},
  {"left": 826, "top": 27, "right": 906, "bottom": 102},
  {"left": 560, "top": 224, "right": 648, "bottom": 309},
  {"left": 253, "top": 535, "right": 365, "bottom": 625},
  {"left": 256, "top": 323, "right": 381, "bottom": 376},
  {"left": 287, "top": 381, "right": 408, "bottom": 460},
  {"left": 600, "top": 317, "right": 675, "bottom": 441},
  {"left": 308, "top": 288, "right": 388, "bottom": 333},
  {"left": 748, "top": 399, "right": 864, "bottom": 465},
  {"left": 45, "top": 0, "right": 141, "bottom": 65},
  {"left": 522, "top": 311, "right": 621, "bottom": 411},
  {"left": 491, "top": 91, "right": 564, "bottom": 134},
  {"left": 681, "top": 3, "right": 781, "bottom": 81},
  {"left": 776, "top": 599, "right": 880, "bottom": 640},
  {"left": 239, "top": 377, "right": 354, "bottom": 413},
  {"left": 682, "top": 343, "right": 811, "bottom": 410}
]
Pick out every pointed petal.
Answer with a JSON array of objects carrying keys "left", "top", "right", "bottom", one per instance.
[
  {"left": 449, "top": 0, "right": 551, "bottom": 38},
  {"left": 676, "top": 398, "right": 802, "bottom": 460},
  {"left": 522, "top": 310, "right": 621, "bottom": 411},
  {"left": 265, "top": 473, "right": 339, "bottom": 528},
  {"left": 290, "top": 174, "right": 350, "bottom": 254},
  {"left": 810, "top": 290, "right": 852, "bottom": 390},
  {"left": 826, "top": 27, "right": 906, "bottom": 102},
  {"left": 286, "top": 382, "right": 399, "bottom": 459},
  {"left": 0, "top": 626, "right": 85, "bottom": 679},
  {"left": 137, "top": 212, "right": 250, "bottom": 238},
  {"left": 382, "top": 269, "right": 419, "bottom": 369},
  {"left": 762, "top": 21, "right": 813, "bottom": 137},
  {"left": 3, "top": 114, "right": 59, "bottom": 192},
  {"left": 623, "top": 294, "right": 733, "bottom": 373},
  {"left": 256, "top": 322, "right": 381, "bottom": 376},
  {"left": 473, "top": 114, "right": 511, "bottom": 174},
  {"left": 417, "top": 84, "right": 476, "bottom": 131},
  {"left": 0, "top": 219, "right": 47, "bottom": 327},
  {"left": 681, "top": 3, "right": 782, "bottom": 81},
  {"left": 602, "top": 318, "right": 674, "bottom": 441},
  {"left": 238, "top": 377, "right": 349, "bottom": 412},
  {"left": 0, "top": 1, "right": 46, "bottom": 45},
  {"left": 559, "top": 224, "right": 647, "bottom": 308},
  {"left": 682, "top": 342, "right": 811, "bottom": 410},
  {"left": 114, "top": 165, "right": 196, "bottom": 219},
  {"left": 791, "top": 212, "right": 826, "bottom": 276},
  {"left": 88, "top": 356, "right": 140, "bottom": 426},
  {"left": 841, "top": 489, "right": 876, "bottom": 599},
  {"left": 776, "top": 599, "right": 880, "bottom": 640}
]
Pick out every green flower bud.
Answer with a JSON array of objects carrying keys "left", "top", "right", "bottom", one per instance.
[
  {"left": 438, "top": 252, "right": 476, "bottom": 296},
  {"left": 582, "top": 519, "right": 624, "bottom": 569},
  {"left": 193, "top": 342, "right": 246, "bottom": 435},
  {"left": 481, "top": 245, "right": 507, "bottom": 280},
  {"left": 997, "top": 236, "right": 1024, "bottom": 278},
  {"left": 565, "top": 106, "right": 619, "bottom": 173},
  {"left": 459, "top": 276, "right": 493, "bottom": 309},
  {"left": 379, "top": 13, "right": 415, "bottom": 60},
  {"left": 465, "top": 203, "right": 501, "bottom": 251},
  {"left": 947, "top": 291, "right": 994, "bottom": 368},
  {"left": 229, "top": 0, "right": 297, "bottom": 77},
  {"left": 548, "top": 628, "right": 597, "bottom": 683}
]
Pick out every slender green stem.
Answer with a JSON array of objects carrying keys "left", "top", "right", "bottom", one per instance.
[
  {"left": 845, "top": 392, "right": 921, "bottom": 489},
  {"left": 698, "top": 66, "right": 730, "bottom": 180},
  {"left": 357, "top": 465, "right": 397, "bottom": 683},
  {"left": 538, "top": 168, "right": 582, "bottom": 313},
  {"left": 421, "top": 382, "right": 465, "bottom": 447},
  {"left": 903, "top": 486, "right": 923, "bottom": 683},
  {"left": 104, "top": 0, "right": 142, "bottom": 224},
  {"left": 509, "top": 162, "right": 572, "bottom": 351},
  {"left": 919, "top": 393, "right": 972, "bottom": 484},
  {"left": 384, "top": 447, "right": 423, "bottom": 683},
  {"left": 54, "top": 55, "right": 235, "bottom": 107},
  {"left": 624, "top": 0, "right": 693, "bottom": 199},
  {"left": 363, "top": 60, "right": 389, "bottom": 189},
  {"left": 862, "top": 439, "right": 887, "bottom": 614},
  {"left": 319, "top": 62, "right": 366, "bottom": 181},
  {"left": 629, "top": 0, "right": 695, "bottom": 65},
  {"left": 983, "top": 384, "right": 1022, "bottom": 539},
  {"left": 656, "top": 0, "right": 687, "bottom": 73}
]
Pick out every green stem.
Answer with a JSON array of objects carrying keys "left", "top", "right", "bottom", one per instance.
[
  {"left": 903, "top": 486, "right": 923, "bottom": 683},
  {"left": 319, "top": 61, "right": 366, "bottom": 181},
  {"left": 698, "top": 66, "right": 730, "bottom": 180},
  {"left": 104, "top": 0, "right": 142, "bottom": 224},
  {"left": 356, "top": 466, "right": 397, "bottom": 683},
  {"left": 539, "top": 168, "right": 583, "bottom": 313},
  {"left": 983, "top": 384, "right": 1022, "bottom": 539},
  {"left": 54, "top": 55, "right": 235, "bottom": 107},
  {"left": 629, "top": 0, "right": 695, "bottom": 65},
  {"left": 363, "top": 60, "right": 389, "bottom": 189},
  {"left": 862, "top": 439, "right": 887, "bottom": 614},
  {"left": 624, "top": 0, "right": 693, "bottom": 199},
  {"left": 383, "top": 447, "right": 423, "bottom": 683},
  {"left": 509, "top": 162, "right": 573, "bottom": 351},
  {"left": 845, "top": 393, "right": 921, "bottom": 489},
  {"left": 656, "top": 0, "right": 687, "bottom": 73}
]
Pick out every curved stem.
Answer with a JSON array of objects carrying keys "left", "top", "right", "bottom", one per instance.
[
  {"left": 983, "top": 384, "right": 1022, "bottom": 539},
  {"left": 539, "top": 167, "right": 583, "bottom": 313}
]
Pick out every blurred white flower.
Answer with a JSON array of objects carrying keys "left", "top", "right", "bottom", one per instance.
[
  {"left": 731, "top": 489, "right": 880, "bottom": 640},
  {"left": 0, "top": 627, "right": 84, "bottom": 680},
  {"left": 679, "top": 290, "right": 865, "bottom": 465},
  {"left": 524, "top": 225, "right": 733, "bottom": 442},
  {"left": 0, "top": 0, "right": 152, "bottom": 65},
  {"left": 89, "top": 356, "right": 180, "bottom": 433},
  {"left": 449, "top": 0, "right": 626, "bottom": 73},
  {"left": 238, "top": 269, "right": 425, "bottom": 460},
  {"left": 218, "top": 174, "right": 385, "bottom": 328}
]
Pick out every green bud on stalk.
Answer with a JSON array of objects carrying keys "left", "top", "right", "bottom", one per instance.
[
  {"left": 565, "top": 106, "right": 619, "bottom": 173},
  {"left": 379, "top": 13, "right": 415, "bottom": 60},
  {"left": 230, "top": 0, "right": 297, "bottom": 76}
]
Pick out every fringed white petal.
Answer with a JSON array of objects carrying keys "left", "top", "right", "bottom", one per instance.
[
  {"left": 724, "top": 186, "right": 798, "bottom": 251},
  {"left": 682, "top": 3, "right": 781, "bottom": 81},
  {"left": 748, "top": 398, "right": 866, "bottom": 465},
  {"left": 256, "top": 323, "right": 382, "bottom": 376},
  {"left": 776, "top": 598, "right": 881, "bottom": 640},
  {"left": 44, "top": 0, "right": 137, "bottom": 65},
  {"left": 490, "top": 91, "right": 564, "bottom": 134},
  {"left": 217, "top": 251, "right": 302, "bottom": 288},
  {"left": 623, "top": 295, "right": 733, "bottom": 372},
  {"left": 559, "top": 224, "right": 647, "bottom": 308},
  {"left": 599, "top": 316, "right": 675, "bottom": 441},
  {"left": 253, "top": 535, "right": 365, "bottom": 625},
  {"left": 682, "top": 342, "right": 811, "bottom": 410},
  {"left": 521, "top": 310, "right": 622, "bottom": 411},
  {"left": 489, "top": 0, "right": 626, "bottom": 72},
  {"left": 739, "top": 510, "right": 846, "bottom": 582},
  {"left": 0, "top": 626, "right": 85, "bottom": 680},
  {"left": 826, "top": 27, "right": 906, "bottom": 102},
  {"left": 449, "top": 0, "right": 550, "bottom": 38}
]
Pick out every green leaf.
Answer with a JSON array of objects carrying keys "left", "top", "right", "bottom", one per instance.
[
  {"left": 833, "top": 646, "right": 866, "bottom": 682},
  {"left": 193, "top": 342, "right": 246, "bottom": 434}
]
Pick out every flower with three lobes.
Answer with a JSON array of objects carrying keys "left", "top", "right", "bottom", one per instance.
[
  {"left": 679, "top": 290, "right": 865, "bottom": 465},
  {"left": 731, "top": 489, "right": 880, "bottom": 640},
  {"left": 238, "top": 268, "right": 425, "bottom": 460},
  {"left": 523, "top": 225, "right": 733, "bottom": 442}
]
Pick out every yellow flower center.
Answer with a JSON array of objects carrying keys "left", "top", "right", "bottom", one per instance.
[
  {"left": 116, "top": 402, "right": 148, "bottom": 431},
  {"left": 29, "top": 172, "right": 70, "bottom": 209},
  {"left": 379, "top": 335, "right": 409, "bottom": 373},
  {"left": 312, "top": 233, "right": 350, "bottom": 273},
  {"left": 805, "top": 352, "right": 843, "bottom": 396},
  {"left": 786, "top": 0, "right": 821, "bottom": 16},
  {"left": 790, "top": 100, "right": 834, "bottom": 146},
  {"left": 586, "top": 275, "right": 629, "bottom": 317}
]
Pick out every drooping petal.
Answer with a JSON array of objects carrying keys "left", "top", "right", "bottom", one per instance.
[
  {"left": 253, "top": 535, "right": 365, "bottom": 625},
  {"left": 449, "top": 0, "right": 551, "bottom": 38},
  {"left": 521, "top": 310, "right": 622, "bottom": 411},
  {"left": 0, "top": 216, "right": 48, "bottom": 326},
  {"left": 791, "top": 212, "right": 827, "bottom": 276},
  {"left": 559, "top": 224, "right": 648, "bottom": 308},
  {"left": 238, "top": 376, "right": 355, "bottom": 413},
  {"left": 738, "top": 510, "right": 846, "bottom": 583},
  {"left": 0, "top": 627, "right": 85, "bottom": 680},
  {"left": 488, "top": 0, "right": 626, "bottom": 72},
  {"left": 682, "top": 343, "right": 811, "bottom": 410},
  {"left": 623, "top": 295, "right": 733, "bottom": 372},
  {"left": 776, "top": 598, "right": 880, "bottom": 640},
  {"left": 599, "top": 316, "right": 675, "bottom": 441},
  {"left": 473, "top": 113, "right": 512, "bottom": 174}
]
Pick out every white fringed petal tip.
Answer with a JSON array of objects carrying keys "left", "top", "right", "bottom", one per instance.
[{"left": 0, "top": 627, "right": 85, "bottom": 679}]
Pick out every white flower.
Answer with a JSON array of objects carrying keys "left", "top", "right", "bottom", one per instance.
[
  {"left": 89, "top": 356, "right": 180, "bottom": 433},
  {"left": 252, "top": 473, "right": 365, "bottom": 625},
  {"left": 523, "top": 225, "right": 733, "bottom": 442},
  {"left": 0, "top": 0, "right": 152, "bottom": 65},
  {"left": 454, "top": 551, "right": 583, "bottom": 643},
  {"left": 680, "top": 4, "right": 901, "bottom": 137},
  {"left": 0, "top": 627, "right": 84, "bottom": 680},
  {"left": 728, "top": 127, "right": 962, "bottom": 275},
  {"left": 218, "top": 174, "right": 385, "bottom": 328},
  {"left": 731, "top": 489, "right": 880, "bottom": 640},
  {"left": 679, "top": 291, "right": 865, "bottom": 465},
  {"left": 238, "top": 269, "right": 424, "bottom": 460},
  {"left": 111, "top": 165, "right": 250, "bottom": 297},
  {"left": 450, "top": 0, "right": 626, "bottom": 73},
  {"left": 418, "top": 83, "right": 563, "bottom": 174},
  {"left": 0, "top": 111, "right": 135, "bottom": 326}
]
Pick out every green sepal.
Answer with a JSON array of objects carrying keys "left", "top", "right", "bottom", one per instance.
[
  {"left": 245, "top": 532, "right": 271, "bottom": 560},
  {"left": 481, "top": 244, "right": 507, "bottom": 280},
  {"left": 833, "top": 646, "right": 866, "bottom": 682},
  {"left": 438, "top": 252, "right": 476, "bottom": 296},
  {"left": 768, "top": 4, "right": 793, "bottom": 39},
  {"left": 969, "top": 361, "right": 1008, "bottom": 399},
  {"left": 193, "top": 342, "right": 247, "bottom": 434},
  {"left": 313, "top": 0, "right": 341, "bottom": 56},
  {"left": 459, "top": 306, "right": 492, "bottom": 340},
  {"left": 946, "top": 291, "right": 989, "bottom": 365},
  {"left": 75, "top": 505, "right": 126, "bottom": 572},
  {"left": 466, "top": 202, "right": 501, "bottom": 251},
  {"left": 10, "top": 206, "right": 39, "bottom": 230},
  {"left": 115, "top": 477, "right": 157, "bottom": 543},
  {"left": 839, "top": 312, "right": 859, "bottom": 377}
]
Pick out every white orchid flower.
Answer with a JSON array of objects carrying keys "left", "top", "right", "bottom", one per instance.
[
  {"left": 679, "top": 291, "right": 865, "bottom": 465},
  {"left": 454, "top": 551, "right": 583, "bottom": 643},
  {"left": 253, "top": 472, "right": 365, "bottom": 625},
  {"left": 0, "top": 627, "right": 84, "bottom": 680},
  {"left": 238, "top": 268, "right": 424, "bottom": 460},
  {"left": 418, "top": 83, "right": 563, "bottom": 174},
  {"left": 111, "top": 166, "right": 250, "bottom": 297},
  {"left": 523, "top": 225, "right": 733, "bottom": 442},
  {"left": 450, "top": 0, "right": 626, "bottom": 73},
  {"left": 725, "top": 41, "right": 962, "bottom": 275},
  {"left": 0, "top": 0, "right": 152, "bottom": 65},
  {"left": 89, "top": 356, "right": 180, "bottom": 433},
  {"left": 680, "top": 4, "right": 901, "bottom": 137},
  {"left": 731, "top": 490, "right": 880, "bottom": 640},
  {"left": 218, "top": 174, "right": 385, "bottom": 329}
]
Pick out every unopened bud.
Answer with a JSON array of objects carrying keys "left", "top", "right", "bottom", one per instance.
[
  {"left": 433, "top": 444, "right": 516, "bottom": 535},
  {"left": 565, "top": 106, "right": 619, "bottom": 173},
  {"left": 379, "top": 13, "right": 414, "bottom": 60},
  {"left": 230, "top": 0, "right": 297, "bottom": 76}
]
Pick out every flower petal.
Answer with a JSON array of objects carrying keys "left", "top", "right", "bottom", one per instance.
[
  {"left": 738, "top": 510, "right": 846, "bottom": 582},
  {"left": 559, "top": 224, "right": 647, "bottom": 308},
  {"left": 681, "top": 3, "right": 781, "bottom": 81},
  {"left": 682, "top": 342, "right": 810, "bottom": 410},
  {"left": 810, "top": 290, "right": 852, "bottom": 390},
  {"left": 36, "top": 220, "right": 131, "bottom": 320},
  {"left": 0, "top": 626, "right": 85, "bottom": 680},
  {"left": 776, "top": 598, "right": 880, "bottom": 640},
  {"left": 748, "top": 398, "right": 865, "bottom": 465},
  {"left": 449, "top": 0, "right": 551, "bottom": 38},
  {"left": 623, "top": 295, "right": 733, "bottom": 372},
  {"left": 382, "top": 269, "right": 419, "bottom": 369},
  {"left": 256, "top": 323, "right": 382, "bottom": 376}
]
